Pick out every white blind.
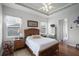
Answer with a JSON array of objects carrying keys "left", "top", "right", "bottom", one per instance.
[
  {"left": 5, "top": 16, "right": 22, "bottom": 38},
  {"left": 40, "top": 22, "right": 47, "bottom": 34}
]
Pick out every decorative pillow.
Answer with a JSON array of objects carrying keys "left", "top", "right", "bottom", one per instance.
[{"left": 32, "top": 35, "right": 41, "bottom": 39}]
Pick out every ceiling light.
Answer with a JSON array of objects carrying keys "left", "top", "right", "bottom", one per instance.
[{"left": 39, "top": 3, "right": 55, "bottom": 12}]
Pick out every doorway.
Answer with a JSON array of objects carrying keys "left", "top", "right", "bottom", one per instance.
[{"left": 58, "top": 18, "right": 68, "bottom": 41}]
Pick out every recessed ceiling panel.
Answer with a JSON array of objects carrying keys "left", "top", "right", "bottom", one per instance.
[{"left": 17, "top": 3, "right": 74, "bottom": 15}]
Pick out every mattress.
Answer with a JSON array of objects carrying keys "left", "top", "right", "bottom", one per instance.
[{"left": 25, "top": 36, "right": 58, "bottom": 56}]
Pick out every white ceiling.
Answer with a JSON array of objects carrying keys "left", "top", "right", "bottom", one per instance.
[{"left": 17, "top": 3, "right": 74, "bottom": 15}]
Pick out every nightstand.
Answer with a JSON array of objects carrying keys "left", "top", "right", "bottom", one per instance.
[{"left": 14, "top": 38, "right": 25, "bottom": 51}]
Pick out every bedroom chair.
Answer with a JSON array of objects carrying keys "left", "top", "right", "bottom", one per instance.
[{"left": 2, "top": 41, "right": 14, "bottom": 56}]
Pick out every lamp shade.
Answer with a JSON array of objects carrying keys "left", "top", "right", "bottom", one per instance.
[{"left": 50, "top": 24, "right": 55, "bottom": 27}]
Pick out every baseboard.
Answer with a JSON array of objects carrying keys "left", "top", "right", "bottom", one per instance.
[{"left": 66, "top": 43, "right": 76, "bottom": 48}]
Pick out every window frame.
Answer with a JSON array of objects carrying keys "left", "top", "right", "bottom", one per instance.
[
  {"left": 5, "top": 15, "right": 22, "bottom": 38},
  {"left": 40, "top": 21, "right": 48, "bottom": 34}
]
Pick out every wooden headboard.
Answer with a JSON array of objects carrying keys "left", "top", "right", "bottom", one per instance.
[{"left": 24, "top": 28, "right": 39, "bottom": 38}]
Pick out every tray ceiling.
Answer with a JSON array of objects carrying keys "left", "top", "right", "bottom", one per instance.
[{"left": 17, "top": 3, "right": 74, "bottom": 16}]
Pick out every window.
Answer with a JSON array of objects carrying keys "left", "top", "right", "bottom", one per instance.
[
  {"left": 5, "top": 16, "right": 22, "bottom": 38},
  {"left": 40, "top": 22, "right": 47, "bottom": 34}
]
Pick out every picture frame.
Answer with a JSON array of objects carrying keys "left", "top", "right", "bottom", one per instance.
[{"left": 27, "top": 20, "right": 38, "bottom": 27}]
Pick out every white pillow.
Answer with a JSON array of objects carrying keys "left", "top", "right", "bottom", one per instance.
[{"left": 32, "top": 35, "right": 41, "bottom": 39}]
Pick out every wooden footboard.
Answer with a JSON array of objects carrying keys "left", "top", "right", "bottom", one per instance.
[
  {"left": 39, "top": 43, "right": 59, "bottom": 56},
  {"left": 26, "top": 43, "right": 59, "bottom": 56}
]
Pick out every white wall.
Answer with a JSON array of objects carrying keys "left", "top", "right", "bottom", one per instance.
[
  {"left": 48, "top": 4, "right": 79, "bottom": 47},
  {"left": 0, "top": 4, "right": 2, "bottom": 55},
  {"left": 3, "top": 5, "right": 48, "bottom": 40}
]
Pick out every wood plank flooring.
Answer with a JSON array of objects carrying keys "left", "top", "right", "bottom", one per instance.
[{"left": 58, "top": 42, "right": 79, "bottom": 56}]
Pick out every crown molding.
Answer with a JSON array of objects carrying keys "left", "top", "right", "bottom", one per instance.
[
  {"left": 2, "top": 3, "right": 77, "bottom": 17},
  {"left": 16, "top": 3, "right": 76, "bottom": 16},
  {"left": 16, "top": 3, "right": 49, "bottom": 16},
  {"left": 49, "top": 3, "right": 77, "bottom": 15},
  {"left": 3, "top": 3, "right": 49, "bottom": 18}
]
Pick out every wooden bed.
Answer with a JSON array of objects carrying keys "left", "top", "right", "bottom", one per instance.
[{"left": 24, "top": 28, "right": 59, "bottom": 56}]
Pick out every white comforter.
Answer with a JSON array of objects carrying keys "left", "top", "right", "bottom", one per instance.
[{"left": 25, "top": 36, "right": 58, "bottom": 56}]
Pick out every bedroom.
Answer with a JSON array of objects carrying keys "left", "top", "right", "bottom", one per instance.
[{"left": 0, "top": 3, "right": 79, "bottom": 56}]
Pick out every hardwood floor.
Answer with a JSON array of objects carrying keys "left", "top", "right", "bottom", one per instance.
[
  {"left": 58, "top": 42, "right": 79, "bottom": 56},
  {"left": 14, "top": 42, "right": 79, "bottom": 56}
]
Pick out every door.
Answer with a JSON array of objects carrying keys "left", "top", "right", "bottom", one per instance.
[
  {"left": 58, "top": 19, "right": 68, "bottom": 41},
  {"left": 63, "top": 18, "right": 68, "bottom": 41},
  {"left": 58, "top": 20, "right": 63, "bottom": 41}
]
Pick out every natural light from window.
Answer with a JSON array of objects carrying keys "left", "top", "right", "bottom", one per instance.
[{"left": 5, "top": 15, "right": 22, "bottom": 38}]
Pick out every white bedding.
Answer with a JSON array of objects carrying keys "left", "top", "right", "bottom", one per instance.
[{"left": 25, "top": 36, "right": 58, "bottom": 56}]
